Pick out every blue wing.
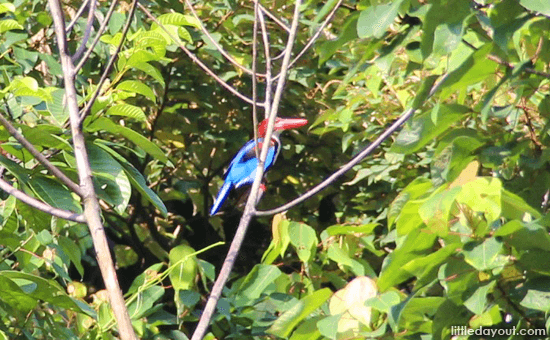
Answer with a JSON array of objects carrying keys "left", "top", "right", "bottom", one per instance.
[{"left": 210, "top": 138, "right": 279, "bottom": 215}]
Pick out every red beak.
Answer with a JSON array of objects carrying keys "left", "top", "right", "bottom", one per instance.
[{"left": 258, "top": 117, "right": 308, "bottom": 137}]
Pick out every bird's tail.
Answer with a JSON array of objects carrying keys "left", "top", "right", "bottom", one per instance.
[{"left": 210, "top": 181, "right": 233, "bottom": 215}]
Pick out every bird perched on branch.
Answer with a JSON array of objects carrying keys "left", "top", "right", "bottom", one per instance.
[{"left": 210, "top": 117, "right": 308, "bottom": 215}]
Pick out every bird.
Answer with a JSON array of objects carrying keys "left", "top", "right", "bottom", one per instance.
[{"left": 210, "top": 117, "right": 308, "bottom": 215}]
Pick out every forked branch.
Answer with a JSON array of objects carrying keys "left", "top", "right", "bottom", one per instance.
[
  {"left": 48, "top": 0, "right": 138, "bottom": 338},
  {"left": 190, "top": 1, "right": 303, "bottom": 339},
  {"left": 256, "top": 73, "right": 452, "bottom": 216}
]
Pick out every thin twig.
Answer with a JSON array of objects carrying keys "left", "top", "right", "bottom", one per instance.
[
  {"left": 137, "top": 3, "right": 262, "bottom": 107},
  {"left": 0, "top": 177, "right": 85, "bottom": 223},
  {"left": 74, "top": 0, "right": 120, "bottom": 73},
  {"left": 48, "top": 0, "right": 138, "bottom": 338},
  {"left": 184, "top": 0, "right": 258, "bottom": 77},
  {"left": 72, "top": 0, "right": 96, "bottom": 62},
  {"left": 252, "top": 2, "right": 259, "bottom": 159},
  {"left": 462, "top": 39, "right": 550, "bottom": 78},
  {"left": 272, "top": 0, "right": 343, "bottom": 82},
  {"left": 190, "top": 1, "right": 303, "bottom": 339},
  {"left": 66, "top": 0, "right": 91, "bottom": 33},
  {"left": 258, "top": 10, "right": 272, "bottom": 118},
  {"left": 258, "top": 3, "right": 290, "bottom": 32},
  {"left": 79, "top": 0, "right": 138, "bottom": 123},
  {"left": 256, "top": 73, "right": 451, "bottom": 216},
  {"left": 0, "top": 107, "right": 84, "bottom": 197}
]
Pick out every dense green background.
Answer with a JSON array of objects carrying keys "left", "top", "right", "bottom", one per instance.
[{"left": 0, "top": 0, "right": 550, "bottom": 339}]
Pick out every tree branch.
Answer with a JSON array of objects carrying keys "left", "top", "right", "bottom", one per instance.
[
  {"left": 0, "top": 177, "right": 85, "bottom": 223},
  {"left": 272, "top": 0, "right": 343, "bottom": 82},
  {"left": 74, "top": 0, "right": 119, "bottom": 73},
  {"left": 72, "top": 0, "right": 96, "bottom": 62},
  {"left": 252, "top": 1, "right": 260, "bottom": 159},
  {"left": 65, "top": 0, "right": 91, "bottom": 33},
  {"left": 184, "top": 0, "right": 259, "bottom": 77},
  {"left": 0, "top": 107, "right": 84, "bottom": 197},
  {"left": 79, "top": 0, "right": 137, "bottom": 123},
  {"left": 137, "top": 3, "right": 262, "bottom": 107},
  {"left": 256, "top": 73, "right": 451, "bottom": 216},
  {"left": 258, "top": 3, "right": 290, "bottom": 32},
  {"left": 190, "top": 1, "right": 303, "bottom": 339},
  {"left": 258, "top": 9, "right": 272, "bottom": 118},
  {"left": 48, "top": 0, "right": 138, "bottom": 339}
]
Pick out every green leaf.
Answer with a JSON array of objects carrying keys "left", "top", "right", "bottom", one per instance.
[
  {"left": 96, "top": 143, "right": 167, "bottom": 216},
  {"left": 87, "top": 117, "right": 168, "bottom": 163},
  {"left": 500, "top": 222, "right": 550, "bottom": 252},
  {"left": 58, "top": 236, "right": 84, "bottom": 278},
  {"left": 131, "top": 62, "right": 165, "bottom": 87},
  {"left": 105, "top": 103, "right": 147, "bottom": 121},
  {"left": 0, "top": 271, "right": 95, "bottom": 316},
  {"left": 0, "top": 3, "right": 16, "bottom": 13},
  {"left": 520, "top": 0, "right": 550, "bottom": 16},
  {"left": 28, "top": 175, "right": 81, "bottom": 213},
  {"left": 289, "top": 316, "right": 323, "bottom": 340},
  {"left": 519, "top": 278, "right": 550, "bottom": 312},
  {"left": 157, "top": 13, "right": 201, "bottom": 28},
  {"left": 438, "top": 43, "right": 499, "bottom": 100},
  {"left": 462, "top": 237, "right": 505, "bottom": 271},
  {"left": 411, "top": 75, "right": 439, "bottom": 109},
  {"left": 388, "top": 177, "right": 433, "bottom": 228},
  {"left": 0, "top": 155, "right": 29, "bottom": 184},
  {"left": 235, "top": 264, "right": 282, "bottom": 305},
  {"left": 418, "top": 186, "right": 461, "bottom": 236},
  {"left": 127, "top": 285, "right": 164, "bottom": 319},
  {"left": 267, "top": 288, "right": 332, "bottom": 338},
  {"left": 327, "top": 243, "right": 353, "bottom": 267},
  {"left": 0, "top": 276, "right": 38, "bottom": 312},
  {"left": 0, "top": 19, "right": 23, "bottom": 33},
  {"left": 501, "top": 189, "right": 541, "bottom": 220},
  {"left": 116, "top": 80, "right": 156, "bottom": 102},
  {"left": 420, "top": 0, "right": 471, "bottom": 59},
  {"left": 469, "top": 304, "right": 502, "bottom": 329},
  {"left": 456, "top": 178, "right": 502, "bottom": 224},
  {"left": 325, "top": 223, "right": 378, "bottom": 236},
  {"left": 87, "top": 143, "right": 131, "bottom": 214},
  {"left": 390, "top": 104, "right": 469, "bottom": 154},
  {"left": 169, "top": 245, "right": 198, "bottom": 291},
  {"left": 317, "top": 13, "right": 359, "bottom": 65},
  {"left": 366, "top": 291, "right": 401, "bottom": 313},
  {"left": 357, "top": 1, "right": 403, "bottom": 39},
  {"left": 288, "top": 222, "right": 318, "bottom": 263},
  {"left": 262, "top": 217, "right": 291, "bottom": 265},
  {"left": 378, "top": 229, "right": 437, "bottom": 291},
  {"left": 464, "top": 281, "right": 496, "bottom": 315}
]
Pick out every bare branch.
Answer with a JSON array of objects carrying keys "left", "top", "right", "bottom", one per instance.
[
  {"left": 65, "top": 0, "right": 91, "bottom": 33},
  {"left": 74, "top": 0, "right": 119, "bottom": 73},
  {"left": 72, "top": 0, "right": 96, "bottom": 62},
  {"left": 48, "top": 0, "right": 138, "bottom": 338},
  {"left": 258, "top": 2, "right": 290, "bottom": 32},
  {"left": 256, "top": 73, "right": 452, "bottom": 216},
  {"left": 258, "top": 10, "right": 272, "bottom": 118},
  {"left": 184, "top": 0, "right": 257, "bottom": 77},
  {"left": 137, "top": 3, "right": 262, "bottom": 107},
  {"left": 252, "top": 2, "right": 259, "bottom": 159},
  {"left": 272, "top": 0, "right": 343, "bottom": 82},
  {"left": 0, "top": 177, "right": 85, "bottom": 223},
  {"left": 0, "top": 105, "right": 84, "bottom": 197},
  {"left": 462, "top": 39, "right": 550, "bottom": 78},
  {"left": 190, "top": 1, "right": 303, "bottom": 339},
  {"left": 79, "top": 0, "right": 137, "bottom": 123}
]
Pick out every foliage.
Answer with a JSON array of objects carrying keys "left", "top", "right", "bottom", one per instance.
[{"left": 1, "top": 0, "right": 550, "bottom": 339}]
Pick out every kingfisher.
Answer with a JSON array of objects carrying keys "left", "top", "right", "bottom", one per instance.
[{"left": 210, "top": 117, "right": 308, "bottom": 215}]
